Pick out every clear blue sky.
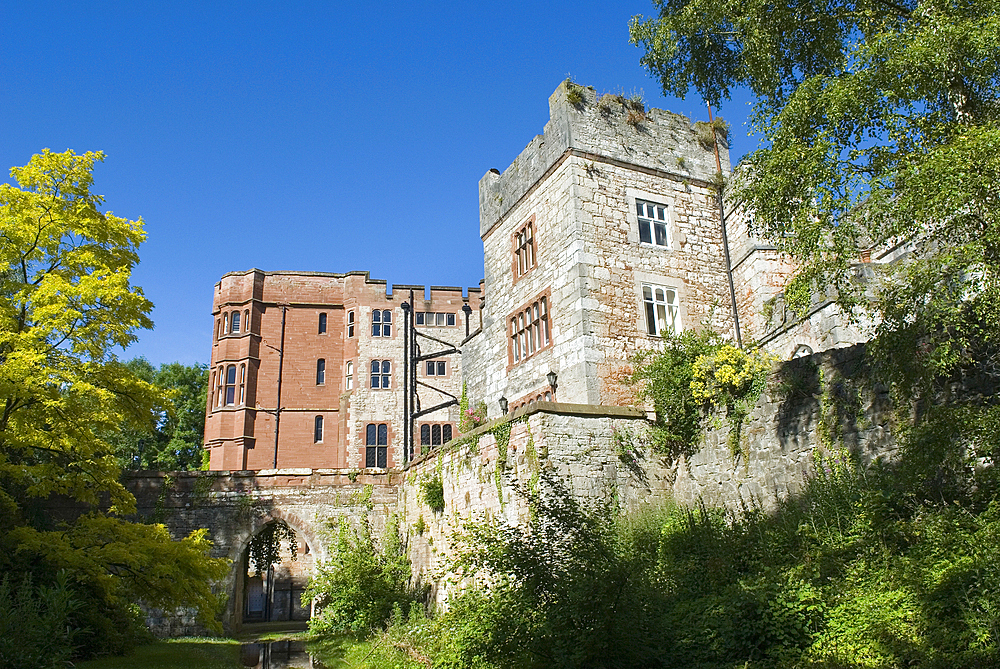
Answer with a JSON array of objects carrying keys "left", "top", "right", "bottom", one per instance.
[{"left": 2, "top": 1, "right": 755, "bottom": 367}]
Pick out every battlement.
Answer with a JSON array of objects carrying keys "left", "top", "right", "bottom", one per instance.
[{"left": 479, "top": 80, "right": 730, "bottom": 236}]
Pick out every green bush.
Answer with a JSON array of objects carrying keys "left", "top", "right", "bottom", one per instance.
[
  {"left": 361, "top": 441, "right": 1000, "bottom": 669},
  {"left": 630, "top": 329, "right": 723, "bottom": 459},
  {"left": 421, "top": 476, "right": 445, "bottom": 514},
  {"left": 0, "top": 572, "right": 80, "bottom": 669},
  {"left": 303, "top": 515, "right": 415, "bottom": 636}
]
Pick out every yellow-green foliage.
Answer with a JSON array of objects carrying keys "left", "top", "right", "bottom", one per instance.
[
  {"left": 690, "top": 344, "right": 772, "bottom": 456},
  {"left": 690, "top": 344, "right": 773, "bottom": 406},
  {"left": 0, "top": 150, "right": 231, "bottom": 661}
]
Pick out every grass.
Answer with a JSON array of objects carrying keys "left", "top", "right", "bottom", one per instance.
[
  {"left": 74, "top": 633, "right": 364, "bottom": 669},
  {"left": 76, "top": 638, "right": 241, "bottom": 669}
]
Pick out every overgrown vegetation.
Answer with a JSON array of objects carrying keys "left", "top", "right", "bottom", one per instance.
[
  {"left": 246, "top": 520, "right": 298, "bottom": 575},
  {"left": 331, "top": 429, "right": 1000, "bottom": 669},
  {"left": 564, "top": 79, "right": 585, "bottom": 107},
  {"left": 304, "top": 515, "right": 417, "bottom": 637},
  {"left": 631, "top": 330, "right": 771, "bottom": 459},
  {"left": 421, "top": 476, "right": 446, "bottom": 513}
]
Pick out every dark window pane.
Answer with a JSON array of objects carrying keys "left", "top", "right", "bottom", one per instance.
[
  {"left": 639, "top": 220, "right": 652, "bottom": 244},
  {"left": 447, "top": 313, "right": 455, "bottom": 326},
  {"left": 420, "top": 425, "right": 430, "bottom": 445},
  {"left": 371, "top": 374, "right": 380, "bottom": 388},
  {"left": 226, "top": 386, "right": 235, "bottom": 405},
  {"left": 432, "top": 425, "right": 441, "bottom": 446},
  {"left": 317, "top": 359, "right": 325, "bottom": 384},
  {"left": 372, "top": 323, "right": 380, "bottom": 336},
  {"left": 366, "top": 424, "right": 377, "bottom": 445},
  {"left": 443, "top": 425, "right": 452, "bottom": 442},
  {"left": 416, "top": 312, "right": 424, "bottom": 325},
  {"left": 314, "top": 416, "right": 323, "bottom": 442},
  {"left": 372, "top": 311, "right": 381, "bottom": 323},
  {"left": 376, "top": 446, "right": 387, "bottom": 469},
  {"left": 636, "top": 202, "right": 644, "bottom": 216},
  {"left": 227, "top": 366, "right": 237, "bottom": 383},
  {"left": 655, "top": 222, "right": 667, "bottom": 246},
  {"left": 318, "top": 313, "right": 327, "bottom": 333},
  {"left": 366, "top": 447, "right": 376, "bottom": 468},
  {"left": 646, "top": 302, "right": 657, "bottom": 335},
  {"left": 377, "top": 424, "right": 387, "bottom": 445},
  {"left": 231, "top": 312, "right": 240, "bottom": 332},
  {"left": 382, "top": 310, "right": 391, "bottom": 323},
  {"left": 382, "top": 361, "right": 391, "bottom": 374},
  {"left": 437, "top": 361, "right": 445, "bottom": 375},
  {"left": 426, "top": 361, "right": 434, "bottom": 375}
]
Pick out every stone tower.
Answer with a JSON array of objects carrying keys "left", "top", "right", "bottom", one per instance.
[{"left": 462, "top": 80, "right": 737, "bottom": 414}]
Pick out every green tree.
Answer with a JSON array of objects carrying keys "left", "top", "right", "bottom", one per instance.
[
  {"left": 630, "top": 0, "right": 1000, "bottom": 394},
  {"left": 109, "top": 358, "right": 209, "bottom": 471},
  {"left": 0, "top": 149, "right": 228, "bottom": 661}
]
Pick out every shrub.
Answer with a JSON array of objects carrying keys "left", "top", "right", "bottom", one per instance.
[
  {"left": 564, "top": 80, "right": 585, "bottom": 107},
  {"left": 421, "top": 476, "right": 445, "bottom": 514},
  {"left": 304, "top": 515, "right": 414, "bottom": 636},
  {"left": 0, "top": 572, "right": 80, "bottom": 669},
  {"left": 630, "top": 329, "right": 724, "bottom": 459}
]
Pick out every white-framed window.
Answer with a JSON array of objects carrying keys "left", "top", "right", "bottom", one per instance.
[
  {"left": 345, "top": 361, "right": 354, "bottom": 390},
  {"left": 425, "top": 360, "right": 446, "bottom": 376},
  {"left": 347, "top": 310, "right": 355, "bottom": 338},
  {"left": 642, "top": 283, "right": 681, "bottom": 336},
  {"left": 636, "top": 199, "right": 670, "bottom": 248},
  {"left": 231, "top": 310, "right": 241, "bottom": 333},
  {"left": 370, "top": 360, "right": 391, "bottom": 388},
  {"left": 314, "top": 415, "right": 324, "bottom": 443},
  {"left": 372, "top": 309, "right": 392, "bottom": 336},
  {"left": 415, "top": 312, "right": 456, "bottom": 326}
]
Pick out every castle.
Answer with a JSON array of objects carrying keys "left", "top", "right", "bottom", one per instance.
[{"left": 204, "top": 81, "right": 863, "bottom": 472}]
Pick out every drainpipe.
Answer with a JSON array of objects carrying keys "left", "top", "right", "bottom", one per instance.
[
  {"left": 402, "top": 296, "right": 411, "bottom": 465},
  {"left": 709, "top": 102, "right": 743, "bottom": 348},
  {"left": 272, "top": 305, "right": 287, "bottom": 469}
]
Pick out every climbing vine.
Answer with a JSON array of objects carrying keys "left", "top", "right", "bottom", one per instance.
[{"left": 491, "top": 420, "right": 514, "bottom": 505}]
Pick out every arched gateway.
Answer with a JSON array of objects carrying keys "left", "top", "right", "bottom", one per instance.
[{"left": 123, "top": 468, "right": 399, "bottom": 635}]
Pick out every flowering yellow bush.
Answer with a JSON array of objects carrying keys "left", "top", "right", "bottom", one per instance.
[{"left": 691, "top": 345, "right": 773, "bottom": 406}]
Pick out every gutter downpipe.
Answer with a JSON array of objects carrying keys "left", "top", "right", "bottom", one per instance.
[
  {"left": 709, "top": 102, "right": 743, "bottom": 348},
  {"left": 272, "top": 305, "right": 287, "bottom": 468},
  {"left": 402, "top": 294, "right": 411, "bottom": 465}
]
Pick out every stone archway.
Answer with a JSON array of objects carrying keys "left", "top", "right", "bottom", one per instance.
[{"left": 225, "top": 508, "right": 325, "bottom": 633}]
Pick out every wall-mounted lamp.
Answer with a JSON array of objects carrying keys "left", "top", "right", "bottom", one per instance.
[
  {"left": 499, "top": 396, "right": 508, "bottom": 414},
  {"left": 546, "top": 370, "right": 558, "bottom": 390}
]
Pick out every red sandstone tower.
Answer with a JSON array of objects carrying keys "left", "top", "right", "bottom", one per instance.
[{"left": 205, "top": 269, "right": 478, "bottom": 471}]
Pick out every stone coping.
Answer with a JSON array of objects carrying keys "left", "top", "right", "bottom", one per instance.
[
  {"left": 123, "top": 467, "right": 395, "bottom": 478},
  {"left": 404, "top": 402, "right": 647, "bottom": 470}
]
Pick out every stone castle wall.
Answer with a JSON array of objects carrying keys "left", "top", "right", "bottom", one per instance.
[{"left": 402, "top": 344, "right": 897, "bottom": 606}]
